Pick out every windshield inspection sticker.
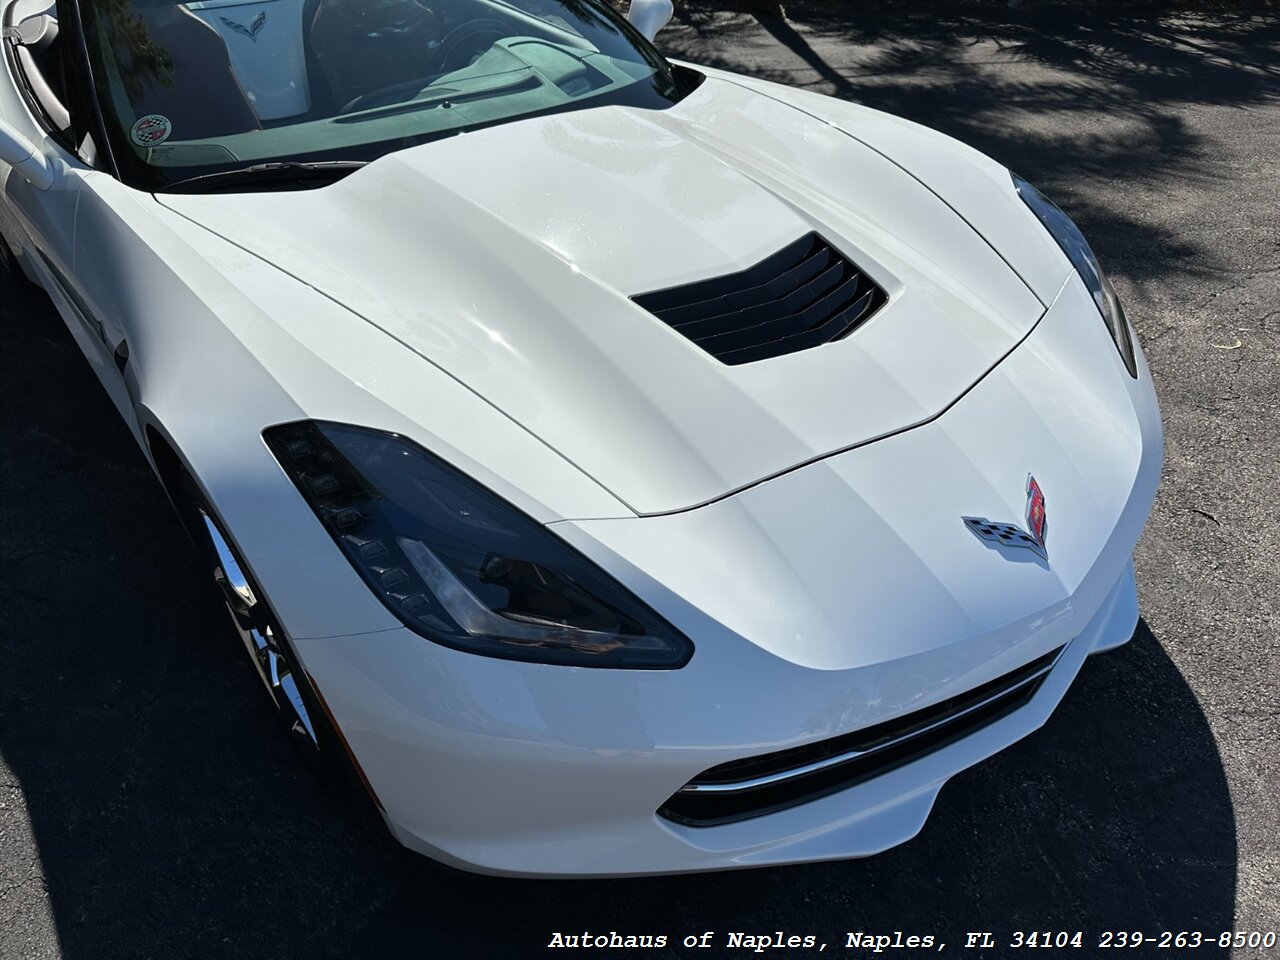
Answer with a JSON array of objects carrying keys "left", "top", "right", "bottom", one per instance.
[{"left": 130, "top": 114, "right": 172, "bottom": 147}]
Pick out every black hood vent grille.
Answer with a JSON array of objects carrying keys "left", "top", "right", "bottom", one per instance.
[{"left": 632, "top": 233, "right": 887, "bottom": 365}]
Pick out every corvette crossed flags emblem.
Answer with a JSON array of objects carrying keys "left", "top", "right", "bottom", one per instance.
[
  {"left": 220, "top": 11, "right": 267, "bottom": 42},
  {"left": 963, "top": 475, "right": 1049, "bottom": 560}
]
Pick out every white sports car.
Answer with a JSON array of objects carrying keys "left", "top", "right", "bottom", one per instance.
[{"left": 0, "top": 0, "right": 1162, "bottom": 876}]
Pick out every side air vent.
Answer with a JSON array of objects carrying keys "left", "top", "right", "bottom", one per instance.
[{"left": 632, "top": 233, "right": 887, "bottom": 366}]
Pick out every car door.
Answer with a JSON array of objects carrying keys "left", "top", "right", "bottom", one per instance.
[{"left": 1, "top": 0, "right": 138, "bottom": 432}]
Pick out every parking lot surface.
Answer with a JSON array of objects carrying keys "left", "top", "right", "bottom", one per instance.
[{"left": 2, "top": 4, "right": 1277, "bottom": 958}]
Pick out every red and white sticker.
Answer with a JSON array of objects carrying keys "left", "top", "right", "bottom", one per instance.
[{"left": 130, "top": 114, "right": 172, "bottom": 147}]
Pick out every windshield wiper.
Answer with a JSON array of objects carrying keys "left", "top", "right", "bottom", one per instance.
[{"left": 160, "top": 160, "right": 368, "bottom": 194}]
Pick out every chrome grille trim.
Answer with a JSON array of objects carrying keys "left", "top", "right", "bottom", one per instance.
[
  {"left": 680, "top": 646, "right": 1066, "bottom": 796},
  {"left": 658, "top": 644, "right": 1067, "bottom": 827}
]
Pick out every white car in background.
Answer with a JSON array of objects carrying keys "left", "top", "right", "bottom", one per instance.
[{"left": 0, "top": 0, "right": 1161, "bottom": 876}]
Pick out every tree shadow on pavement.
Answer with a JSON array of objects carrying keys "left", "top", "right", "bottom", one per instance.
[{"left": 665, "top": 3, "right": 1280, "bottom": 293}]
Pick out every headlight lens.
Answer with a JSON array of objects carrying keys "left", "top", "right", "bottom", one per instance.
[
  {"left": 1012, "top": 173, "right": 1138, "bottom": 378},
  {"left": 265, "top": 422, "right": 693, "bottom": 669}
]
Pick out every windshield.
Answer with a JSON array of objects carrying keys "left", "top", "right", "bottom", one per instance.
[{"left": 78, "top": 0, "right": 693, "bottom": 190}]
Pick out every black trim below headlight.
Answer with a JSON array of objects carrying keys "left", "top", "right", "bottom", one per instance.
[{"left": 264, "top": 421, "right": 693, "bottom": 669}]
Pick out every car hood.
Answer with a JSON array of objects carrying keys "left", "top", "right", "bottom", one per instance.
[
  {"left": 158, "top": 76, "right": 1045, "bottom": 516},
  {"left": 553, "top": 274, "right": 1162, "bottom": 671}
]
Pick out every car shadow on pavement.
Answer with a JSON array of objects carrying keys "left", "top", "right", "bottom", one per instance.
[{"left": 0, "top": 268, "right": 1239, "bottom": 955}]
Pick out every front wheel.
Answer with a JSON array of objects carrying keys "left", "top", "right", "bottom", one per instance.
[
  {"left": 174, "top": 472, "right": 372, "bottom": 807},
  {"left": 198, "top": 508, "right": 324, "bottom": 765}
]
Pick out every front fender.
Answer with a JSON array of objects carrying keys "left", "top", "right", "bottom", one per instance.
[
  {"left": 695, "top": 66, "right": 1073, "bottom": 305},
  {"left": 72, "top": 177, "right": 629, "bottom": 642}
]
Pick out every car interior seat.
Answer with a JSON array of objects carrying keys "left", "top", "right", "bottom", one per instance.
[{"left": 130, "top": 3, "right": 261, "bottom": 140}]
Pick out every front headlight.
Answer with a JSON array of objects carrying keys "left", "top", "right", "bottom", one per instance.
[
  {"left": 1013, "top": 173, "right": 1138, "bottom": 378},
  {"left": 264, "top": 422, "right": 693, "bottom": 669}
]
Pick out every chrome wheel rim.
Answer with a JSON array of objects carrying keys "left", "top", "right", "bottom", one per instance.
[{"left": 201, "top": 511, "right": 319, "bottom": 751}]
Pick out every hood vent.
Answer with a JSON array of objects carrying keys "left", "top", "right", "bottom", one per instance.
[{"left": 632, "top": 233, "right": 887, "bottom": 365}]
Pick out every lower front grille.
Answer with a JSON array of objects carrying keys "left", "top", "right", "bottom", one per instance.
[{"left": 658, "top": 646, "right": 1065, "bottom": 827}]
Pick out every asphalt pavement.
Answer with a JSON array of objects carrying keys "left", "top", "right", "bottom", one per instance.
[{"left": 1, "top": 4, "right": 1277, "bottom": 958}]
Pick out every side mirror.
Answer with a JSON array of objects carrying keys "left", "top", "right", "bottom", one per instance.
[
  {"left": 627, "top": 0, "right": 673, "bottom": 42},
  {"left": 0, "top": 119, "right": 55, "bottom": 190}
]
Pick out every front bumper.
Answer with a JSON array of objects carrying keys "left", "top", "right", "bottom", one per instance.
[
  {"left": 290, "top": 274, "right": 1162, "bottom": 877},
  {"left": 304, "top": 561, "right": 1140, "bottom": 877}
]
